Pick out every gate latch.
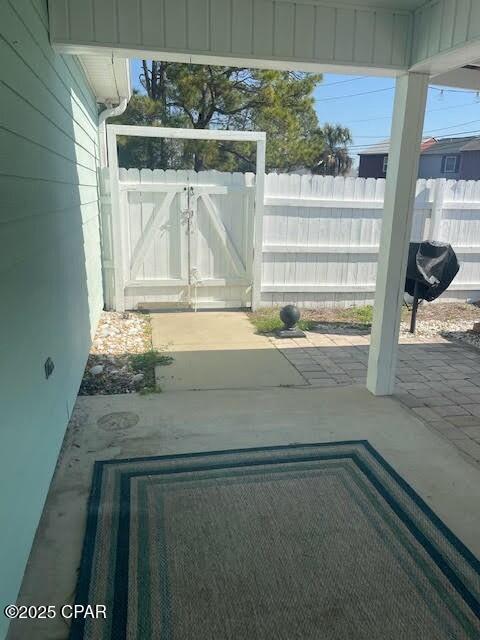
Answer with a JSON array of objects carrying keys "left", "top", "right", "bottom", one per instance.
[
  {"left": 180, "top": 209, "right": 194, "bottom": 226},
  {"left": 181, "top": 186, "right": 195, "bottom": 227}
]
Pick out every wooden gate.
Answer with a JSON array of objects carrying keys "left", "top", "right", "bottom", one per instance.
[
  {"left": 118, "top": 169, "right": 255, "bottom": 309},
  {"left": 105, "top": 126, "right": 266, "bottom": 311}
]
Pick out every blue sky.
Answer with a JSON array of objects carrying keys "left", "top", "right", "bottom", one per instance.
[
  {"left": 314, "top": 73, "right": 480, "bottom": 159},
  {"left": 130, "top": 59, "right": 480, "bottom": 166}
]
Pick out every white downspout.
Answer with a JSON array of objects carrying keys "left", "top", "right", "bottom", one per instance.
[
  {"left": 98, "top": 97, "right": 128, "bottom": 168},
  {"left": 97, "top": 97, "right": 128, "bottom": 310}
]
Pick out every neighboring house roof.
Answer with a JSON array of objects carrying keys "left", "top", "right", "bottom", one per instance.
[
  {"left": 421, "top": 136, "right": 478, "bottom": 155},
  {"left": 451, "top": 137, "right": 480, "bottom": 152},
  {"left": 357, "top": 140, "right": 391, "bottom": 155},
  {"left": 358, "top": 137, "right": 436, "bottom": 156}
]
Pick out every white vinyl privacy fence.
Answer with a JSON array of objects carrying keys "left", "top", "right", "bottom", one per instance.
[
  {"left": 101, "top": 171, "right": 480, "bottom": 310},
  {"left": 262, "top": 174, "right": 480, "bottom": 308}
]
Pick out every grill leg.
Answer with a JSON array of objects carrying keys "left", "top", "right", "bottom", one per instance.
[{"left": 409, "top": 280, "right": 420, "bottom": 334}]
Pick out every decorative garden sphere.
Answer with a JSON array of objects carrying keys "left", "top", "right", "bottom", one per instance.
[{"left": 280, "top": 304, "right": 301, "bottom": 329}]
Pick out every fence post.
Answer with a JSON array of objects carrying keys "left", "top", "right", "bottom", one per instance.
[{"left": 429, "top": 178, "right": 445, "bottom": 241}]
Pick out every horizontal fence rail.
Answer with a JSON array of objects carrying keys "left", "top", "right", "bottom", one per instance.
[
  {"left": 261, "top": 174, "right": 480, "bottom": 308},
  {"left": 101, "top": 170, "right": 480, "bottom": 309}
]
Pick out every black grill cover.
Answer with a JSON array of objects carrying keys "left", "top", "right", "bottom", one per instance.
[{"left": 405, "top": 241, "right": 459, "bottom": 302}]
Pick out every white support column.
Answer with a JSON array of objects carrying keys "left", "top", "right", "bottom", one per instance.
[
  {"left": 252, "top": 135, "right": 266, "bottom": 311},
  {"left": 367, "top": 72, "right": 429, "bottom": 396}
]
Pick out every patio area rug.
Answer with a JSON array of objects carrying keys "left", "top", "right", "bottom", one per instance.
[{"left": 71, "top": 441, "right": 480, "bottom": 639}]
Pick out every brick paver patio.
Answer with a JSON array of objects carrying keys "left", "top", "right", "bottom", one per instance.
[{"left": 270, "top": 329, "right": 480, "bottom": 465}]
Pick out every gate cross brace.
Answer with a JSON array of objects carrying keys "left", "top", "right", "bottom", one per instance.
[
  {"left": 129, "top": 190, "right": 177, "bottom": 279},
  {"left": 199, "top": 192, "right": 246, "bottom": 276}
]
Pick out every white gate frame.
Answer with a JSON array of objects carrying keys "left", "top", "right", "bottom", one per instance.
[{"left": 106, "top": 125, "right": 266, "bottom": 312}]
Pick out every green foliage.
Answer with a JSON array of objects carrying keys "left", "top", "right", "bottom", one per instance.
[
  {"left": 249, "top": 308, "right": 316, "bottom": 334},
  {"left": 249, "top": 305, "right": 374, "bottom": 334},
  {"left": 338, "top": 305, "right": 373, "bottom": 325},
  {"left": 112, "top": 61, "right": 352, "bottom": 174},
  {"left": 312, "top": 124, "right": 353, "bottom": 176},
  {"left": 129, "top": 350, "right": 173, "bottom": 393}
]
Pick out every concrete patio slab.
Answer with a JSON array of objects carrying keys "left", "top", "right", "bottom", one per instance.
[
  {"left": 9, "top": 386, "right": 480, "bottom": 640},
  {"left": 270, "top": 327, "right": 480, "bottom": 464},
  {"left": 151, "top": 311, "right": 268, "bottom": 349},
  {"left": 151, "top": 312, "right": 306, "bottom": 390}
]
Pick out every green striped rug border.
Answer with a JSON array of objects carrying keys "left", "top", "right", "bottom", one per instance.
[{"left": 69, "top": 440, "right": 480, "bottom": 639}]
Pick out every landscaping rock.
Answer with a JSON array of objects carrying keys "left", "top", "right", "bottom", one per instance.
[
  {"left": 90, "top": 311, "right": 151, "bottom": 357},
  {"left": 89, "top": 365, "right": 104, "bottom": 376},
  {"left": 472, "top": 322, "right": 480, "bottom": 334},
  {"left": 80, "top": 311, "right": 153, "bottom": 396}
]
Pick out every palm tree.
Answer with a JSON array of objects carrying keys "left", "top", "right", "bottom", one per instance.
[{"left": 313, "top": 124, "right": 353, "bottom": 176}]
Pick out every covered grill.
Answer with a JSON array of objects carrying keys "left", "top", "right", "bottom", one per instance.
[{"left": 404, "top": 241, "right": 460, "bottom": 332}]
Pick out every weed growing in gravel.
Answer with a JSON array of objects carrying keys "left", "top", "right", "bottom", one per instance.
[
  {"left": 248, "top": 306, "right": 374, "bottom": 334},
  {"left": 337, "top": 305, "right": 374, "bottom": 325},
  {"left": 130, "top": 350, "right": 174, "bottom": 394},
  {"left": 249, "top": 310, "right": 317, "bottom": 334}
]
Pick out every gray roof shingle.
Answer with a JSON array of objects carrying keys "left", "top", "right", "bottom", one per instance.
[{"left": 358, "top": 135, "right": 480, "bottom": 156}]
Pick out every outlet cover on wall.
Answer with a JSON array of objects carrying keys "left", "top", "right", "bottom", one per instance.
[{"left": 44, "top": 357, "right": 55, "bottom": 379}]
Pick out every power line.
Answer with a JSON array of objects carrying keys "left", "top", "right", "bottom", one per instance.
[
  {"left": 314, "top": 86, "right": 394, "bottom": 102},
  {"left": 430, "top": 85, "right": 480, "bottom": 95},
  {"left": 426, "top": 119, "right": 480, "bottom": 134},
  {"left": 347, "top": 119, "right": 480, "bottom": 140},
  {"left": 348, "top": 127, "right": 480, "bottom": 147},
  {"left": 350, "top": 135, "right": 391, "bottom": 139},
  {"left": 314, "top": 85, "right": 480, "bottom": 107},
  {"left": 347, "top": 128, "right": 480, "bottom": 152},
  {"left": 312, "top": 81, "right": 480, "bottom": 152},
  {"left": 339, "top": 100, "right": 480, "bottom": 125},
  {"left": 341, "top": 114, "right": 391, "bottom": 123},
  {"left": 318, "top": 76, "right": 364, "bottom": 88}
]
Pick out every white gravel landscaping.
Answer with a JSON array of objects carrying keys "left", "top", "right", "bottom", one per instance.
[
  {"left": 399, "top": 303, "right": 480, "bottom": 349},
  {"left": 303, "top": 303, "right": 480, "bottom": 351},
  {"left": 399, "top": 318, "right": 475, "bottom": 341},
  {"left": 79, "top": 311, "right": 154, "bottom": 395},
  {"left": 90, "top": 311, "right": 151, "bottom": 356}
]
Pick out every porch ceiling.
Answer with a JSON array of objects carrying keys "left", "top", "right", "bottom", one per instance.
[
  {"left": 78, "top": 55, "right": 131, "bottom": 104},
  {"left": 48, "top": 0, "right": 480, "bottom": 85},
  {"left": 433, "top": 64, "right": 480, "bottom": 91}
]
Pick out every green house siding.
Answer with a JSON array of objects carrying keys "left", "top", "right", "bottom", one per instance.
[{"left": 0, "top": 1, "right": 103, "bottom": 633}]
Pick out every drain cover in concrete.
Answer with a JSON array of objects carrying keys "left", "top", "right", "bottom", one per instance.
[{"left": 97, "top": 412, "right": 139, "bottom": 430}]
